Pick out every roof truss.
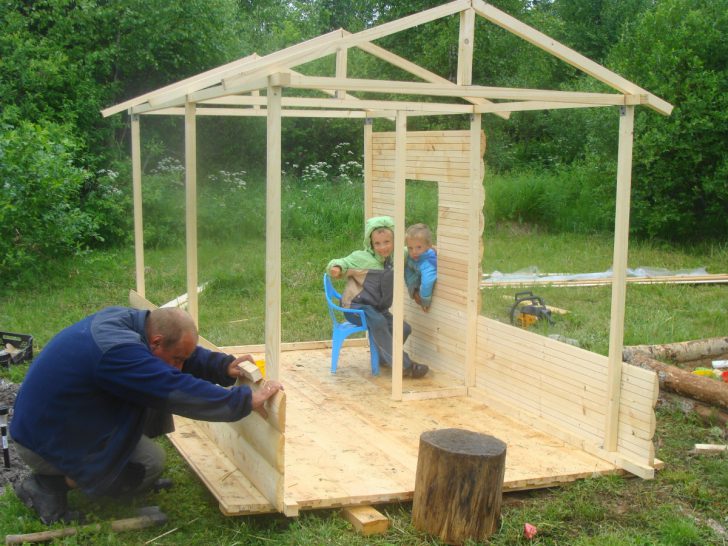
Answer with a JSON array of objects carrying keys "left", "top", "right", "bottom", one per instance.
[{"left": 102, "top": 0, "right": 672, "bottom": 119}]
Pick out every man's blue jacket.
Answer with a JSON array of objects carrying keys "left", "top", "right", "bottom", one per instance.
[{"left": 10, "top": 307, "right": 252, "bottom": 496}]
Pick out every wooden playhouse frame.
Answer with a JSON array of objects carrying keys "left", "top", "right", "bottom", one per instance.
[{"left": 103, "top": 0, "right": 672, "bottom": 517}]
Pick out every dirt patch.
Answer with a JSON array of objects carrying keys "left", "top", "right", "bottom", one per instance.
[{"left": 0, "top": 380, "right": 31, "bottom": 491}]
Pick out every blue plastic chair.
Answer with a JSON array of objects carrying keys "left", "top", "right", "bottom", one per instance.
[{"left": 323, "top": 273, "right": 380, "bottom": 375}]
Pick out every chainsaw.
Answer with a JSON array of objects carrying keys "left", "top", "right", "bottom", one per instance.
[{"left": 509, "top": 291, "right": 554, "bottom": 328}]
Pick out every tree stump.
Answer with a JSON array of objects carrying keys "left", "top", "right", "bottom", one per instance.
[{"left": 412, "top": 428, "right": 506, "bottom": 545}]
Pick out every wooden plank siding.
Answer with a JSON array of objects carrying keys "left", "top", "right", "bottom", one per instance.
[
  {"left": 369, "top": 130, "right": 479, "bottom": 384},
  {"left": 476, "top": 316, "right": 658, "bottom": 474}
]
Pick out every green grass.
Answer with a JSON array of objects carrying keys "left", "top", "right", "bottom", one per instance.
[{"left": 1, "top": 176, "right": 728, "bottom": 544}]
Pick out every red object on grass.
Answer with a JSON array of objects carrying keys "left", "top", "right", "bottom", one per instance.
[
  {"left": 524, "top": 523, "right": 538, "bottom": 539},
  {"left": 722, "top": 370, "right": 728, "bottom": 383}
]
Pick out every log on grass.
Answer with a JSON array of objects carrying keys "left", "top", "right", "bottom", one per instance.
[
  {"left": 623, "top": 337, "right": 728, "bottom": 364},
  {"left": 412, "top": 428, "right": 506, "bottom": 545},
  {"left": 658, "top": 391, "right": 728, "bottom": 427},
  {"left": 628, "top": 350, "right": 728, "bottom": 410}
]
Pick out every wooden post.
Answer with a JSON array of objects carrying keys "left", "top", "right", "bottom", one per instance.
[
  {"left": 184, "top": 102, "right": 199, "bottom": 325},
  {"left": 130, "top": 113, "right": 145, "bottom": 298},
  {"left": 412, "top": 428, "right": 506, "bottom": 545},
  {"left": 265, "top": 79, "right": 282, "bottom": 381},
  {"left": 604, "top": 105, "right": 634, "bottom": 451},
  {"left": 391, "top": 110, "right": 406, "bottom": 400}
]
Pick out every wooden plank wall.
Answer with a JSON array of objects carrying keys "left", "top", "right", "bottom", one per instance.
[
  {"left": 473, "top": 317, "right": 659, "bottom": 475},
  {"left": 369, "top": 130, "right": 485, "bottom": 380},
  {"left": 369, "top": 129, "right": 657, "bottom": 476}
]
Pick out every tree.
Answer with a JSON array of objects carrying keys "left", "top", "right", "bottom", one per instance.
[{"left": 605, "top": 0, "right": 728, "bottom": 240}]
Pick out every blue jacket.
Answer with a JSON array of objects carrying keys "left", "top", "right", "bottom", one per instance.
[
  {"left": 10, "top": 307, "right": 252, "bottom": 496},
  {"left": 405, "top": 248, "right": 437, "bottom": 308}
]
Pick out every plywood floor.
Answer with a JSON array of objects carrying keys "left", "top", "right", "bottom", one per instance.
[{"left": 169, "top": 345, "right": 622, "bottom": 516}]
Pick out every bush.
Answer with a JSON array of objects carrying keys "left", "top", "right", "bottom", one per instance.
[{"left": 0, "top": 121, "right": 98, "bottom": 278}]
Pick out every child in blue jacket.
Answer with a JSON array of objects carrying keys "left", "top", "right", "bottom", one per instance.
[{"left": 405, "top": 223, "right": 437, "bottom": 312}]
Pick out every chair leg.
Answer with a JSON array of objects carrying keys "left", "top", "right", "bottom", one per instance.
[
  {"left": 368, "top": 333, "right": 380, "bottom": 376},
  {"left": 331, "top": 331, "right": 344, "bottom": 374}
]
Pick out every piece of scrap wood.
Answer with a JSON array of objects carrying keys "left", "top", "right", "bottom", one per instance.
[
  {"left": 342, "top": 506, "right": 389, "bottom": 536},
  {"left": 691, "top": 444, "right": 728, "bottom": 454},
  {"left": 237, "top": 361, "right": 263, "bottom": 383}
]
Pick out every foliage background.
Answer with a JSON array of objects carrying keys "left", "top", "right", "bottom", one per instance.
[{"left": 1, "top": 0, "right": 727, "bottom": 281}]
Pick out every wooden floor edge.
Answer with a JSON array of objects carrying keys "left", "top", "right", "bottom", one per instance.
[{"left": 220, "top": 338, "right": 369, "bottom": 354}]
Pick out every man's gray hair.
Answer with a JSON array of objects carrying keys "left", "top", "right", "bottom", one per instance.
[{"left": 148, "top": 308, "right": 198, "bottom": 348}]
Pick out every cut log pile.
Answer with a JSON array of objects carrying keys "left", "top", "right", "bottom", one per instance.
[{"left": 623, "top": 337, "right": 728, "bottom": 426}]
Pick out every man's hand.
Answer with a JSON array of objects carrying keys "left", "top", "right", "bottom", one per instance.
[
  {"left": 227, "top": 354, "right": 256, "bottom": 379},
  {"left": 251, "top": 380, "right": 284, "bottom": 419}
]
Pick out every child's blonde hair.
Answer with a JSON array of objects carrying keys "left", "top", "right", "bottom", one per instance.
[{"left": 405, "top": 223, "right": 432, "bottom": 246}]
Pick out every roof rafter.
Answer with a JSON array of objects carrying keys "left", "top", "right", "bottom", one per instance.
[
  {"left": 471, "top": 0, "right": 672, "bottom": 115},
  {"left": 105, "top": 0, "right": 672, "bottom": 119}
]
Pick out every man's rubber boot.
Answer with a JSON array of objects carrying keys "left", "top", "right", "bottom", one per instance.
[
  {"left": 152, "top": 478, "right": 174, "bottom": 493},
  {"left": 14, "top": 474, "right": 77, "bottom": 525},
  {"left": 406, "top": 362, "right": 429, "bottom": 379}
]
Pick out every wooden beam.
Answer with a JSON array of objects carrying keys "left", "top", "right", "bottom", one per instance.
[
  {"left": 338, "top": 1, "right": 469, "bottom": 51},
  {"left": 342, "top": 506, "right": 389, "bottom": 536},
  {"left": 130, "top": 114, "right": 145, "bottom": 298},
  {"left": 351, "top": 34, "right": 509, "bottom": 119},
  {"left": 471, "top": 0, "right": 672, "bottom": 116},
  {"left": 109, "top": 27, "right": 345, "bottom": 116},
  {"left": 101, "top": 52, "right": 260, "bottom": 118},
  {"left": 142, "top": 107, "right": 372, "bottom": 118},
  {"left": 605, "top": 106, "right": 634, "bottom": 451},
  {"left": 335, "top": 47, "right": 348, "bottom": 100},
  {"left": 474, "top": 101, "right": 611, "bottom": 114},
  {"left": 287, "top": 74, "right": 638, "bottom": 105},
  {"left": 201, "top": 95, "right": 473, "bottom": 114},
  {"left": 220, "top": 1, "right": 469, "bottom": 97},
  {"left": 457, "top": 8, "right": 475, "bottom": 86},
  {"left": 364, "top": 119, "right": 374, "bottom": 218},
  {"left": 465, "top": 114, "right": 482, "bottom": 387},
  {"left": 265, "top": 79, "right": 282, "bottom": 381},
  {"left": 184, "top": 102, "right": 199, "bottom": 325},
  {"left": 392, "top": 111, "right": 407, "bottom": 401}
]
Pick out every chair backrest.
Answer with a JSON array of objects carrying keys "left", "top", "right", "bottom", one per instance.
[{"left": 323, "top": 273, "right": 343, "bottom": 324}]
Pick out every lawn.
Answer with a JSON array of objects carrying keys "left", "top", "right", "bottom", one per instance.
[{"left": 1, "top": 226, "right": 727, "bottom": 544}]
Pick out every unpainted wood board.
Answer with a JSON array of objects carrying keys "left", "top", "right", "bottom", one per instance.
[
  {"left": 372, "top": 142, "right": 472, "bottom": 153},
  {"left": 438, "top": 216, "right": 471, "bottom": 230},
  {"left": 372, "top": 162, "right": 472, "bottom": 178},
  {"left": 476, "top": 333, "right": 657, "bottom": 460},
  {"left": 483, "top": 319, "right": 609, "bottom": 373},
  {"left": 169, "top": 353, "right": 645, "bottom": 515},
  {"left": 481, "top": 335, "right": 657, "bottom": 418},
  {"left": 372, "top": 154, "right": 470, "bottom": 166},
  {"left": 373, "top": 150, "right": 471, "bottom": 162},
  {"left": 284, "top": 347, "right": 619, "bottom": 489},
  {"left": 342, "top": 505, "right": 390, "bottom": 536},
  {"left": 480, "top": 367, "right": 607, "bottom": 439},
  {"left": 168, "top": 416, "right": 276, "bottom": 515},
  {"left": 197, "top": 417, "right": 284, "bottom": 511},
  {"left": 436, "top": 264, "right": 468, "bottom": 281},
  {"left": 373, "top": 129, "right": 473, "bottom": 138},
  {"left": 370, "top": 168, "right": 469, "bottom": 184},
  {"left": 372, "top": 133, "right": 472, "bottom": 143}
]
